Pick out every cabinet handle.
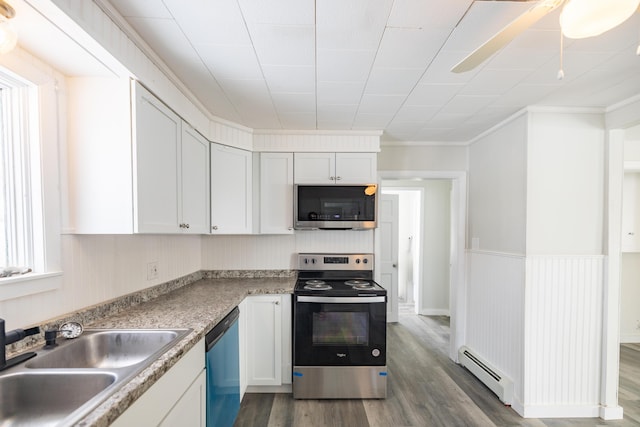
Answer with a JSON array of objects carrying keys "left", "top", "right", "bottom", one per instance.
[
  {"left": 288, "top": 227, "right": 293, "bottom": 231},
  {"left": 212, "top": 225, "right": 218, "bottom": 230},
  {"left": 186, "top": 224, "right": 190, "bottom": 229},
  {"left": 274, "top": 301, "right": 280, "bottom": 305},
  {"left": 336, "top": 176, "right": 342, "bottom": 181},
  {"left": 629, "top": 232, "right": 635, "bottom": 235},
  {"left": 329, "top": 176, "right": 335, "bottom": 181}
]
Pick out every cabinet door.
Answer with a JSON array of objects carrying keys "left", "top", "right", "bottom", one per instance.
[
  {"left": 181, "top": 125, "right": 210, "bottom": 234},
  {"left": 245, "top": 295, "right": 282, "bottom": 386},
  {"left": 134, "top": 85, "right": 181, "bottom": 233},
  {"left": 260, "top": 153, "right": 294, "bottom": 234},
  {"left": 211, "top": 143, "right": 253, "bottom": 234},
  {"left": 111, "top": 340, "right": 205, "bottom": 427},
  {"left": 335, "top": 152, "right": 377, "bottom": 183},
  {"left": 294, "top": 152, "right": 335, "bottom": 184},
  {"left": 159, "top": 370, "right": 206, "bottom": 427}
]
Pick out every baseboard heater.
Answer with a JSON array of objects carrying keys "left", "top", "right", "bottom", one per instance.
[{"left": 458, "top": 346, "right": 513, "bottom": 405}]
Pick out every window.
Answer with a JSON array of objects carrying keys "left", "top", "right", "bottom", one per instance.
[
  {"left": 0, "top": 57, "right": 62, "bottom": 298},
  {"left": 0, "top": 71, "right": 39, "bottom": 277}
]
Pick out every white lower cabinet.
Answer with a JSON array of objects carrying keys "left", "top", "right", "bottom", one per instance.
[
  {"left": 111, "top": 339, "right": 206, "bottom": 427},
  {"left": 239, "top": 294, "right": 292, "bottom": 394}
]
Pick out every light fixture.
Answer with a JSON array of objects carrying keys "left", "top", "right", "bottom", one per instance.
[
  {"left": 560, "top": 0, "right": 640, "bottom": 39},
  {"left": 0, "top": 0, "right": 16, "bottom": 54}
]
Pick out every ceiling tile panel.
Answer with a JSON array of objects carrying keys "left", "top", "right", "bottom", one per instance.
[
  {"left": 164, "top": 0, "right": 250, "bottom": 45},
  {"left": 317, "top": 104, "right": 358, "bottom": 124},
  {"left": 387, "top": 0, "right": 472, "bottom": 29},
  {"left": 198, "top": 44, "right": 263, "bottom": 80},
  {"left": 316, "top": 0, "right": 394, "bottom": 50},
  {"left": 279, "top": 112, "right": 317, "bottom": 129},
  {"left": 271, "top": 93, "right": 316, "bottom": 113},
  {"left": 316, "top": 49, "right": 377, "bottom": 82},
  {"left": 391, "top": 105, "right": 441, "bottom": 122},
  {"left": 238, "top": 0, "right": 315, "bottom": 25},
  {"left": 461, "top": 68, "right": 534, "bottom": 96},
  {"left": 374, "top": 27, "right": 451, "bottom": 68},
  {"left": 405, "top": 83, "right": 463, "bottom": 106},
  {"left": 105, "top": 0, "right": 640, "bottom": 143},
  {"left": 364, "top": 68, "right": 424, "bottom": 95},
  {"left": 357, "top": 94, "right": 406, "bottom": 115},
  {"left": 262, "top": 65, "right": 315, "bottom": 93},
  {"left": 316, "top": 82, "right": 366, "bottom": 105},
  {"left": 249, "top": 24, "right": 315, "bottom": 66}
]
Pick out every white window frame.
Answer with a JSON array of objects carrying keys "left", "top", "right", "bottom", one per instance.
[{"left": 0, "top": 51, "right": 63, "bottom": 301}]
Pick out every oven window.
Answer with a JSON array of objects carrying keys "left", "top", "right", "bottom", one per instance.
[{"left": 312, "top": 312, "right": 369, "bottom": 346}]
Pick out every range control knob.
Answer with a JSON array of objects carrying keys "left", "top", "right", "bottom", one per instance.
[
  {"left": 355, "top": 259, "right": 361, "bottom": 264},
  {"left": 363, "top": 258, "right": 368, "bottom": 264},
  {"left": 372, "top": 348, "right": 380, "bottom": 357}
]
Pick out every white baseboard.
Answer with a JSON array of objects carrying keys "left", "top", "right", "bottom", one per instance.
[
  {"left": 245, "top": 384, "right": 292, "bottom": 394},
  {"left": 521, "top": 404, "right": 600, "bottom": 418},
  {"left": 600, "top": 405, "right": 624, "bottom": 420},
  {"left": 620, "top": 334, "right": 640, "bottom": 343},
  {"left": 419, "top": 308, "right": 450, "bottom": 316}
]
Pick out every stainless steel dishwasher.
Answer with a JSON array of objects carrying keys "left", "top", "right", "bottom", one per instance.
[{"left": 205, "top": 307, "right": 240, "bottom": 427}]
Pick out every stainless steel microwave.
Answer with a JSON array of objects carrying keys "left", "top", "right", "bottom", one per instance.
[{"left": 294, "top": 184, "right": 377, "bottom": 230}]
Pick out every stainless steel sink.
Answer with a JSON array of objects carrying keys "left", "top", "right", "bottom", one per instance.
[
  {"left": 26, "top": 329, "right": 184, "bottom": 369},
  {"left": 0, "top": 328, "right": 191, "bottom": 426},
  {"left": 0, "top": 371, "right": 116, "bottom": 426}
]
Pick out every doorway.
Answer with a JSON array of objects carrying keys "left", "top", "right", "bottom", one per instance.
[{"left": 375, "top": 171, "right": 467, "bottom": 362}]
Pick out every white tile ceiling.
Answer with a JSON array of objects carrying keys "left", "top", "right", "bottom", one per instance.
[{"left": 105, "top": 0, "right": 640, "bottom": 143}]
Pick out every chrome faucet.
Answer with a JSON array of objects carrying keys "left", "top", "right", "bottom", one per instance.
[{"left": 0, "top": 318, "right": 40, "bottom": 371}]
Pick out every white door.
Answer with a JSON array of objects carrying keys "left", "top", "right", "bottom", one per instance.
[{"left": 379, "top": 194, "right": 399, "bottom": 322}]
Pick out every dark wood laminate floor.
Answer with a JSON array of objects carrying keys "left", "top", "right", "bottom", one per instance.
[{"left": 234, "top": 311, "right": 640, "bottom": 427}]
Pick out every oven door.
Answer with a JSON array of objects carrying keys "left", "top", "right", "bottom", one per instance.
[{"left": 294, "top": 295, "right": 386, "bottom": 366}]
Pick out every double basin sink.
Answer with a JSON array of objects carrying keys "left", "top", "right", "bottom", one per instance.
[{"left": 0, "top": 328, "right": 191, "bottom": 426}]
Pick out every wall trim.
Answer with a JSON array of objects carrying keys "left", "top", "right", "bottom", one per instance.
[
  {"left": 521, "top": 404, "right": 601, "bottom": 419},
  {"left": 467, "top": 249, "right": 525, "bottom": 259},
  {"left": 620, "top": 334, "right": 640, "bottom": 343},
  {"left": 600, "top": 405, "right": 624, "bottom": 420},
  {"left": 419, "top": 309, "right": 449, "bottom": 316}
]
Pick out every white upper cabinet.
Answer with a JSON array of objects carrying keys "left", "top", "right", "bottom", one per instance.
[
  {"left": 294, "top": 152, "right": 377, "bottom": 184},
  {"left": 210, "top": 143, "right": 253, "bottom": 234},
  {"left": 65, "top": 79, "right": 210, "bottom": 234},
  {"left": 134, "top": 84, "right": 181, "bottom": 233},
  {"left": 258, "top": 153, "right": 294, "bottom": 234},
  {"left": 180, "top": 125, "right": 210, "bottom": 234}
]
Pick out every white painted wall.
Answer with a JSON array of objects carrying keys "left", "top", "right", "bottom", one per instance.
[
  {"left": 620, "top": 253, "right": 640, "bottom": 342},
  {"left": 526, "top": 111, "right": 605, "bottom": 255},
  {"left": 378, "top": 144, "right": 467, "bottom": 172},
  {"left": 422, "top": 180, "right": 451, "bottom": 315},
  {"left": 468, "top": 113, "right": 528, "bottom": 254}
]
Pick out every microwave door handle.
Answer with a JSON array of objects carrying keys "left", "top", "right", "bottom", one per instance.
[{"left": 297, "top": 296, "right": 386, "bottom": 304}]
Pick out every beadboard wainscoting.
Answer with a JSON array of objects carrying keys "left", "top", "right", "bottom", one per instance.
[
  {"left": 201, "top": 231, "right": 375, "bottom": 270},
  {"left": 0, "top": 234, "right": 201, "bottom": 329},
  {"left": 522, "top": 255, "right": 604, "bottom": 418},
  {"left": 466, "top": 250, "right": 526, "bottom": 408}
]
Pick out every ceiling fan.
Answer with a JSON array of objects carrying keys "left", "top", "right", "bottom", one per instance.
[{"left": 451, "top": 0, "right": 640, "bottom": 73}]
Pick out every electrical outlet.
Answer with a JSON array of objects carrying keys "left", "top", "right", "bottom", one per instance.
[{"left": 147, "top": 262, "right": 158, "bottom": 280}]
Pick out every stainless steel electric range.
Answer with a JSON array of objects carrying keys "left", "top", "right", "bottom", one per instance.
[{"left": 292, "top": 253, "right": 387, "bottom": 399}]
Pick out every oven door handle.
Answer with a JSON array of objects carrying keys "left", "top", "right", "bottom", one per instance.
[{"left": 296, "top": 295, "right": 386, "bottom": 304}]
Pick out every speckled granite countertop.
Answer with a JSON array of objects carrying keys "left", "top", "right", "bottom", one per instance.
[{"left": 61, "top": 275, "right": 295, "bottom": 427}]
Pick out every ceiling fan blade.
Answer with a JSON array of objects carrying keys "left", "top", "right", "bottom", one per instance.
[{"left": 451, "top": 0, "right": 564, "bottom": 73}]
